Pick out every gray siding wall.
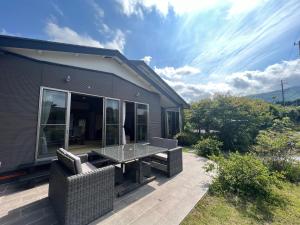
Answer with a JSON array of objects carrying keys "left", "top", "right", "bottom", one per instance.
[
  {"left": 0, "top": 54, "right": 42, "bottom": 173},
  {"left": 0, "top": 53, "right": 161, "bottom": 173}
]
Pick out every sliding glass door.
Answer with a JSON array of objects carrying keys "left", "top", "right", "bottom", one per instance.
[
  {"left": 36, "top": 87, "right": 151, "bottom": 159},
  {"left": 37, "top": 89, "right": 69, "bottom": 158},
  {"left": 136, "top": 103, "right": 148, "bottom": 142},
  {"left": 105, "top": 98, "right": 120, "bottom": 146}
]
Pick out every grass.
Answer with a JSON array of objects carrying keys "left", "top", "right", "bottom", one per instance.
[{"left": 181, "top": 182, "right": 300, "bottom": 225}]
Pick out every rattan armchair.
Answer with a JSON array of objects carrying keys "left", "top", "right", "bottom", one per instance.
[
  {"left": 48, "top": 150, "right": 115, "bottom": 225},
  {"left": 149, "top": 137, "right": 183, "bottom": 177}
]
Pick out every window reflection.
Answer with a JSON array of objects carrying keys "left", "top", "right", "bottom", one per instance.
[
  {"left": 136, "top": 104, "right": 148, "bottom": 142},
  {"left": 167, "top": 111, "right": 180, "bottom": 138},
  {"left": 106, "top": 99, "right": 119, "bottom": 145},
  {"left": 41, "top": 90, "right": 67, "bottom": 124}
]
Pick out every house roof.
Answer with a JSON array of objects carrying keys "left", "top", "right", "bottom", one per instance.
[{"left": 0, "top": 35, "right": 189, "bottom": 108}]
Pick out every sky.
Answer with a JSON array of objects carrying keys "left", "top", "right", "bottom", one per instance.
[{"left": 0, "top": 0, "right": 300, "bottom": 102}]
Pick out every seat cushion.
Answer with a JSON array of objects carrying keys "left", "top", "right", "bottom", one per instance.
[
  {"left": 81, "top": 162, "right": 96, "bottom": 173},
  {"left": 56, "top": 148, "right": 82, "bottom": 174},
  {"left": 155, "top": 153, "right": 167, "bottom": 159}
]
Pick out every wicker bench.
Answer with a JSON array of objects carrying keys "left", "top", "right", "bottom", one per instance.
[
  {"left": 48, "top": 149, "right": 114, "bottom": 225},
  {"left": 149, "top": 137, "right": 183, "bottom": 177}
]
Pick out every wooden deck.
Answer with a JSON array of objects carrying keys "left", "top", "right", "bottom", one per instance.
[{"left": 0, "top": 153, "right": 213, "bottom": 225}]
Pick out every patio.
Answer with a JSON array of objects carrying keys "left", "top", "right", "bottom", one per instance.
[{"left": 0, "top": 153, "right": 213, "bottom": 225}]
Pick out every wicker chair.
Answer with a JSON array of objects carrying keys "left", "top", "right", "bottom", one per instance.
[
  {"left": 149, "top": 137, "right": 183, "bottom": 177},
  {"left": 48, "top": 149, "right": 115, "bottom": 225}
]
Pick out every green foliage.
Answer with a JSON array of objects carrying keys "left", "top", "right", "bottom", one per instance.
[
  {"left": 207, "top": 153, "right": 282, "bottom": 201},
  {"left": 175, "top": 131, "right": 199, "bottom": 146},
  {"left": 193, "top": 137, "right": 222, "bottom": 157},
  {"left": 181, "top": 182, "right": 300, "bottom": 225},
  {"left": 254, "top": 119, "right": 300, "bottom": 183},
  {"left": 286, "top": 107, "right": 300, "bottom": 123},
  {"left": 284, "top": 161, "right": 300, "bottom": 183},
  {"left": 187, "top": 95, "right": 274, "bottom": 152},
  {"left": 254, "top": 129, "right": 295, "bottom": 162}
]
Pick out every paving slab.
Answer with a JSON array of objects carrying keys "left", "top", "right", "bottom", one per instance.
[{"left": 0, "top": 153, "right": 213, "bottom": 225}]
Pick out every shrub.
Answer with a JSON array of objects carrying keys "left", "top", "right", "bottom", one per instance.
[
  {"left": 175, "top": 131, "right": 198, "bottom": 146},
  {"left": 193, "top": 137, "right": 222, "bottom": 157},
  {"left": 254, "top": 126, "right": 300, "bottom": 183},
  {"left": 187, "top": 95, "right": 274, "bottom": 152},
  {"left": 284, "top": 161, "right": 300, "bottom": 183},
  {"left": 207, "top": 153, "right": 282, "bottom": 201}
]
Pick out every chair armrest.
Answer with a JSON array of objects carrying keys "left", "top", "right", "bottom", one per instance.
[
  {"left": 77, "top": 153, "right": 88, "bottom": 163},
  {"left": 67, "top": 165, "right": 115, "bottom": 191},
  {"left": 168, "top": 146, "right": 182, "bottom": 153},
  {"left": 167, "top": 147, "right": 183, "bottom": 177}
]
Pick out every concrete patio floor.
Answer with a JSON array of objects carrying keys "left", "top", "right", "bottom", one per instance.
[{"left": 0, "top": 153, "right": 213, "bottom": 225}]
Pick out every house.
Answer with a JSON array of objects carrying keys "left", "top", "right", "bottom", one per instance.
[{"left": 0, "top": 35, "right": 188, "bottom": 174}]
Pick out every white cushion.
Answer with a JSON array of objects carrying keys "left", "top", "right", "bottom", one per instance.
[
  {"left": 156, "top": 153, "right": 167, "bottom": 159},
  {"left": 59, "top": 148, "right": 82, "bottom": 174}
]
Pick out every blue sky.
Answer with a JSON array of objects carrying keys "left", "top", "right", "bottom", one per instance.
[{"left": 1, "top": 0, "right": 300, "bottom": 101}]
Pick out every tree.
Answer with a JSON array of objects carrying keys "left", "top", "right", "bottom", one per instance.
[{"left": 187, "top": 95, "right": 274, "bottom": 152}]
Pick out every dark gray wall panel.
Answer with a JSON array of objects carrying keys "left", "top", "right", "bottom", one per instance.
[
  {"left": 42, "top": 64, "right": 162, "bottom": 140},
  {"left": 41, "top": 64, "right": 114, "bottom": 96},
  {"left": 0, "top": 54, "right": 41, "bottom": 173},
  {"left": 0, "top": 54, "right": 162, "bottom": 173}
]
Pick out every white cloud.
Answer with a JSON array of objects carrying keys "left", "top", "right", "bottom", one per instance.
[
  {"left": 155, "top": 65, "right": 200, "bottom": 80},
  {"left": 115, "top": 0, "right": 268, "bottom": 17},
  {"left": 227, "top": 59, "right": 300, "bottom": 94},
  {"left": 159, "top": 59, "right": 300, "bottom": 102},
  {"left": 190, "top": 0, "right": 300, "bottom": 76},
  {"left": 1, "top": 29, "right": 9, "bottom": 35},
  {"left": 45, "top": 22, "right": 126, "bottom": 52},
  {"left": 102, "top": 29, "right": 126, "bottom": 52},
  {"left": 51, "top": 2, "right": 64, "bottom": 16},
  {"left": 100, "top": 23, "right": 112, "bottom": 34},
  {"left": 88, "top": 0, "right": 104, "bottom": 19},
  {"left": 226, "top": 0, "right": 267, "bottom": 18},
  {"left": 141, "top": 56, "right": 152, "bottom": 65},
  {"left": 0, "top": 28, "right": 18, "bottom": 36}
]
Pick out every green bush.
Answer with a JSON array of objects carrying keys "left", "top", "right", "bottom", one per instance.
[
  {"left": 187, "top": 95, "right": 274, "bottom": 152},
  {"left": 266, "top": 159, "right": 300, "bottom": 183},
  {"left": 207, "top": 153, "right": 282, "bottom": 201},
  {"left": 175, "top": 131, "right": 198, "bottom": 146},
  {"left": 254, "top": 125, "right": 300, "bottom": 183},
  {"left": 284, "top": 161, "right": 300, "bottom": 183},
  {"left": 193, "top": 137, "right": 222, "bottom": 157}
]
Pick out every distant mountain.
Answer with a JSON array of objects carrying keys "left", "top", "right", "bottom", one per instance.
[{"left": 247, "top": 86, "right": 300, "bottom": 103}]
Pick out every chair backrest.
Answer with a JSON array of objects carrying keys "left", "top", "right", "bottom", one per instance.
[
  {"left": 56, "top": 148, "right": 82, "bottom": 174},
  {"left": 150, "top": 137, "right": 178, "bottom": 149}
]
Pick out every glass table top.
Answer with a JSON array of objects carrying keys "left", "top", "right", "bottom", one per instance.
[{"left": 92, "top": 143, "right": 168, "bottom": 163}]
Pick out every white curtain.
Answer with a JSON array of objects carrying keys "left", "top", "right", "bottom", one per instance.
[
  {"left": 41, "top": 97, "right": 52, "bottom": 154},
  {"left": 122, "top": 102, "right": 126, "bottom": 144}
]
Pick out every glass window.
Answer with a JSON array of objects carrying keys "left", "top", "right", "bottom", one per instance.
[
  {"left": 106, "top": 99, "right": 119, "bottom": 124},
  {"left": 136, "top": 104, "right": 148, "bottom": 142},
  {"left": 38, "top": 125, "right": 66, "bottom": 157},
  {"left": 38, "top": 89, "right": 67, "bottom": 158},
  {"left": 41, "top": 90, "right": 67, "bottom": 124},
  {"left": 106, "top": 99, "right": 120, "bottom": 146},
  {"left": 167, "top": 111, "right": 180, "bottom": 138}
]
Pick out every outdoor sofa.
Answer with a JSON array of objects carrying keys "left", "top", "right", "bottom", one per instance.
[
  {"left": 149, "top": 137, "right": 183, "bottom": 177},
  {"left": 48, "top": 148, "right": 114, "bottom": 225}
]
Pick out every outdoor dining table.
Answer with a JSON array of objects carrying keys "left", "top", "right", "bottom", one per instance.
[
  {"left": 92, "top": 143, "right": 169, "bottom": 196},
  {"left": 92, "top": 143, "right": 168, "bottom": 163}
]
